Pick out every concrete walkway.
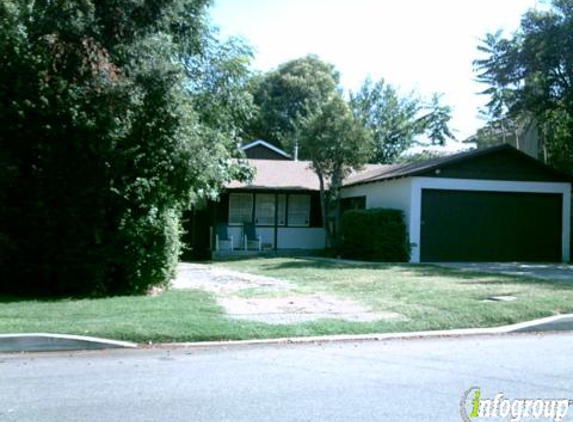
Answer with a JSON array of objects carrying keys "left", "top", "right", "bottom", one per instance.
[
  {"left": 172, "top": 262, "right": 293, "bottom": 293},
  {"left": 436, "top": 262, "right": 573, "bottom": 281},
  {"left": 173, "top": 263, "right": 393, "bottom": 324}
]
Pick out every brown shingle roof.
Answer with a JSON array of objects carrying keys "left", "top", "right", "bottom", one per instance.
[
  {"left": 226, "top": 160, "right": 387, "bottom": 191},
  {"left": 226, "top": 160, "right": 321, "bottom": 191}
]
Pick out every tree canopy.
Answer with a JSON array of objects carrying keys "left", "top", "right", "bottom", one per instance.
[
  {"left": 350, "top": 78, "right": 455, "bottom": 164},
  {"left": 248, "top": 56, "right": 454, "bottom": 246},
  {"left": 474, "top": 0, "right": 573, "bottom": 173},
  {"left": 247, "top": 55, "right": 340, "bottom": 156},
  {"left": 249, "top": 59, "right": 455, "bottom": 164},
  {"left": 0, "top": 0, "right": 252, "bottom": 296}
]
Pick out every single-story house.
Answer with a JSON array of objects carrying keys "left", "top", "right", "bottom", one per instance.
[
  {"left": 181, "top": 140, "right": 326, "bottom": 259},
  {"left": 183, "top": 141, "right": 571, "bottom": 263}
]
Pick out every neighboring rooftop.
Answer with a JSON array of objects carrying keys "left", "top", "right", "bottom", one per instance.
[{"left": 241, "top": 139, "right": 292, "bottom": 160}]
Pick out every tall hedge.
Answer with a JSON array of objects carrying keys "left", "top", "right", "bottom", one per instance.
[
  {"left": 340, "top": 208, "right": 410, "bottom": 262},
  {"left": 0, "top": 1, "right": 250, "bottom": 297}
]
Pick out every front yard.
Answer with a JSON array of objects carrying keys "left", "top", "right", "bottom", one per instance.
[{"left": 1, "top": 258, "right": 572, "bottom": 342}]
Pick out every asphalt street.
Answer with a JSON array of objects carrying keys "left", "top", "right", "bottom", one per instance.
[{"left": 1, "top": 333, "right": 572, "bottom": 422}]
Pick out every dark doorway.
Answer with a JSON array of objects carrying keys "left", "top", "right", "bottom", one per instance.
[{"left": 181, "top": 207, "right": 212, "bottom": 261}]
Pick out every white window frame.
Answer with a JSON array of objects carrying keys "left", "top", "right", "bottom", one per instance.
[{"left": 228, "top": 193, "right": 253, "bottom": 225}]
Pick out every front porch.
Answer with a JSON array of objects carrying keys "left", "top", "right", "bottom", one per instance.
[
  {"left": 210, "top": 189, "right": 326, "bottom": 253},
  {"left": 182, "top": 189, "right": 327, "bottom": 261},
  {"left": 216, "top": 225, "right": 326, "bottom": 251}
]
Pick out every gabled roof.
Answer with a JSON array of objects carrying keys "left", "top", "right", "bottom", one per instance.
[
  {"left": 241, "top": 139, "right": 292, "bottom": 159},
  {"left": 344, "top": 144, "right": 572, "bottom": 186},
  {"left": 226, "top": 144, "right": 571, "bottom": 192},
  {"left": 226, "top": 159, "right": 320, "bottom": 191}
]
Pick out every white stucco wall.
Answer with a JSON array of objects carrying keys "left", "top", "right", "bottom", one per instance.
[{"left": 341, "top": 178, "right": 412, "bottom": 218}]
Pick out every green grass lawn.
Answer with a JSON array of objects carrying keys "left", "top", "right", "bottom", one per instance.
[{"left": 1, "top": 257, "right": 572, "bottom": 343}]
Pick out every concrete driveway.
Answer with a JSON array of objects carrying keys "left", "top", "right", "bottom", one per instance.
[{"left": 437, "top": 262, "right": 573, "bottom": 281}]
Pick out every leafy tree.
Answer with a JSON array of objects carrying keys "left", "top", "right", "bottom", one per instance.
[
  {"left": 396, "top": 149, "right": 450, "bottom": 164},
  {"left": 349, "top": 78, "right": 420, "bottom": 163},
  {"left": 474, "top": 0, "right": 573, "bottom": 173},
  {"left": 296, "top": 95, "right": 374, "bottom": 247},
  {"left": 418, "top": 93, "right": 456, "bottom": 145},
  {"left": 474, "top": 31, "right": 518, "bottom": 135},
  {"left": 350, "top": 78, "right": 455, "bottom": 164},
  {"left": 0, "top": 1, "right": 250, "bottom": 296},
  {"left": 183, "top": 33, "right": 255, "bottom": 145},
  {"left": 248, "top": 55, "right": 340, "bottom": 155}
]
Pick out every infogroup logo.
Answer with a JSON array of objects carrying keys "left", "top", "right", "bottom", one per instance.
[{"left": 460, "top": 387, "right": 570, "bottom": 422}]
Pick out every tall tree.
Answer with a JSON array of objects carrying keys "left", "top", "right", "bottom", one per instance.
[
  {"left": 248, "top": 55, "right": 340, "bottom": 155},
  {"left": 0, "top": 1, "right": 250, "bottom": 296},
  {"left": 183, "top": 33, "right": 255, "bottom": 145},
  {"left": 418, "top": 93, "right": 456, "bottom": 145},
  {"left": 474, "top": 0, "right": 573, "bottom": 173},
  {"left": 350, "top": 78, "right": 455, "bottom": 164},
  {"left": 350, "top": 78, "right": 420, "bottom": 163},
  {"left": 297, "top": 95, "right": 374, "bottom": 247}
]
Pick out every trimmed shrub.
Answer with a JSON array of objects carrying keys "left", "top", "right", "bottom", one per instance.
[{"left": 340, "top": 208, "right": 410, "bottom": 262}]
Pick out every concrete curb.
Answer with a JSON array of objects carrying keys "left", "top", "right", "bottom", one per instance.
[
  {"left": 0, "top": 333, "right": 137, "bottom": 353},
  {"left": 158, "top": 314, "right": 573, "bottom": 350},
  {"left": 2, "top": 314, "right": 573, "bottom": 354}
]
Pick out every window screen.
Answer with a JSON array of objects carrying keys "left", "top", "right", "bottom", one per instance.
[
  {"left": 229, "top": 193, "right": 253, "bottom": 225},
  {"left": 288, "top": 194, "right": 310, "bottom": 226},
  {"left": 255, "top": 194, "right": 286, "bottom": 226}
]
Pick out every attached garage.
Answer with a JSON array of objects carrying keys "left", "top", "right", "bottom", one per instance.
[{"left": 341, "top": 144, "right": 571, "bottom": 263}]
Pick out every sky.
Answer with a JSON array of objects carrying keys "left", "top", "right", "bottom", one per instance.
[{"left": 209, "top": 0, "right": 542, "bottom": 150}]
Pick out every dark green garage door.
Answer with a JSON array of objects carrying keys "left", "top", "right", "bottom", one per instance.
[{"left": 420, "top": 189, "right": 562, "bottom": 262}]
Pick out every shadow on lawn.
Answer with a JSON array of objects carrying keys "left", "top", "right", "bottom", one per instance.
[
  {"left": 255, "top": 257, "right": 573, "bottom": 289},
  {"left": 0, "top": 291, "right": 147, "bottom": 304},
  {"left": 0, "top": 294, "right": 65, "bottom": 304}
]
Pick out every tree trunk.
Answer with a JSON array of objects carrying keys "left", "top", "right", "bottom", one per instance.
[
  {"left": 330, "top": 168, "right": 343, "bottom": 248},
  {"left": 317, "top": 172, "right": 333, "bottom": 248}
]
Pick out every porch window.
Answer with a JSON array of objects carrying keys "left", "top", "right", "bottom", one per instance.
[
  {"left": 229, "top": 193, "right": 253, "bottom": 225},
  {"left": 288, "top": 194, "right": 310, "bottom": 227},
  {"left": 255, "top": 194, "right": 286, "bottom": 226}
]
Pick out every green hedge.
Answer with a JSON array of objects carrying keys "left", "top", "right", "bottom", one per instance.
[{"left": 340, "top": 208, "right": 410, "bottom": 262}]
